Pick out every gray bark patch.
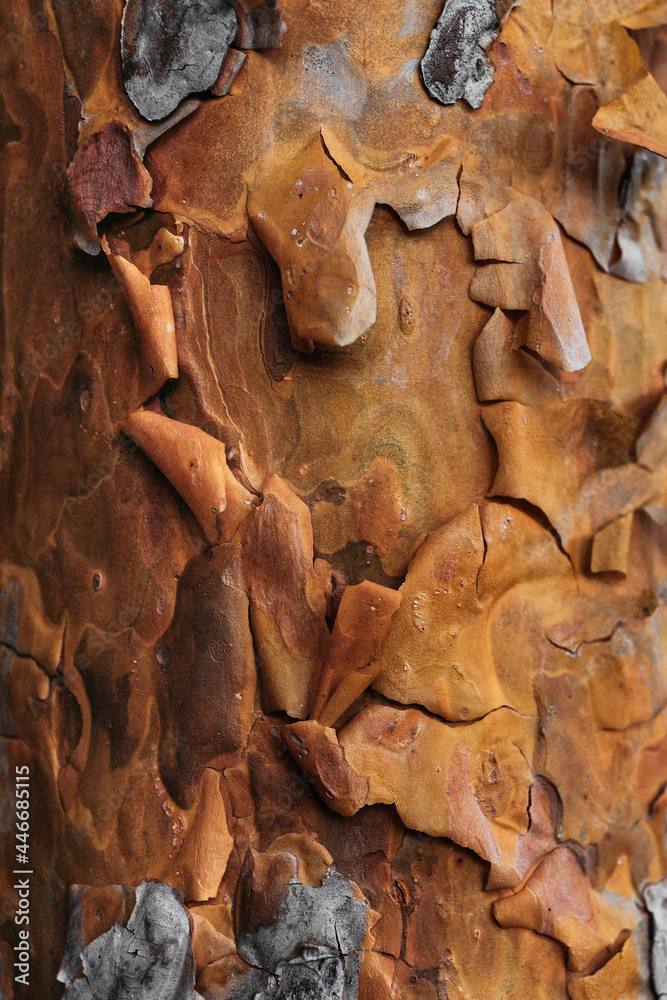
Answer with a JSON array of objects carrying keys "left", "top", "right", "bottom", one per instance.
[
  {"left": 237, "top": 871, "right": 367, "bottom": 973},
  {"left": 230, "top": 949, "right": 350, "bottom": 1000},
  {"left": 421, "top": 0, "right": 500, "bottom": 109},
  {"left": 121, "top": 0, "right": 238, "bottom": 120},
  {"left": 63, "top": 881, "right": 201, "bottom": 999},
  {"left": 644, "top": 878, "right": 667, "bottom": 1000},
  {"left": 57, "top": 885, "right": 136, "bottom": 985},
  {"left": 215, "top": 870, "right": 368, "bottom": 1000}
]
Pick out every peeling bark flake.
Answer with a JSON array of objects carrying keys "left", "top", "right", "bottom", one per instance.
[
  {"left": 62, "top": 881, "right": 201, "bottom": 1000},
  {"left": 121, "top": 0, "right": 238, "bottom": 120},
  {"left": 421, "top": 0, "right": 512, "bottom": 109}
]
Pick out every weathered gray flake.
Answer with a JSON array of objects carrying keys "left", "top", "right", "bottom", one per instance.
[
  {"left": 63, "top": 881, "right": 201, "bottom": 1000},
  {"left": 57, "top": 885, "right": 137, "bottom": 986},
  {"left": 274, "top": 951, "right": 346, "bottom": 1000},
  {"left": 221, "top": 868, "right": 368, "bottom": 1000},
  {"left": 610, "top": 150, "right": 666, "bottom": 284},
  {"left": 121, "top": 0, "right": 238, "bottom": 120},
  {"left": 645, "top": 878, "right": 667, "bottom": 1000},
  {"left": 237, "top": 871, "right": 367, "bottom": 973},
  {"left": 421, "top": 0, "right": 500, "bottom": 109}
]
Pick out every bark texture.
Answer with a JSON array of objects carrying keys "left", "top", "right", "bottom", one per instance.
[{"left": 0, "top": 0, "right": 667, "bottom": 998}]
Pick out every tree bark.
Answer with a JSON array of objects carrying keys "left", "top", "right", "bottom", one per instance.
[{"left": 1, "top": 1, "right": 666, "bottom": 998}]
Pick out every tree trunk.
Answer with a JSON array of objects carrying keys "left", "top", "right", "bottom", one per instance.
[{"left": 1, "top": 1, "right": 666, "bottom": 998}]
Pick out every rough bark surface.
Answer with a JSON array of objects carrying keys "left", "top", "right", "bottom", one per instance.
[{"left": 0, "top": 0, "right": 666, "bottom": 998}]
